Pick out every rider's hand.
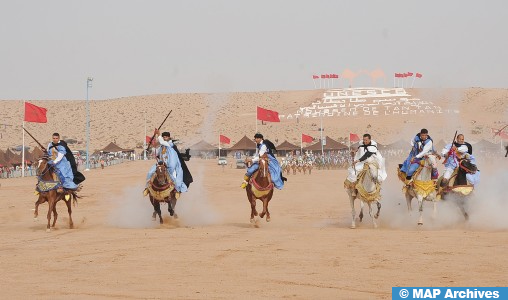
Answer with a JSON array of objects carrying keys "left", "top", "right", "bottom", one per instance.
[{"left": 154, "top": 128, "right": 160, "bottom": 136}]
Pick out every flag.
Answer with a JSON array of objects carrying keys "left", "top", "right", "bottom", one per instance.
[
  {"left": 257, "top": 106, "right": 280, "bottom": 122},
  {"left": 24, "top": 102, "right": 47, "bottom": 123},
  {"left": 407, "top": 72, "right": 414, "bottom": 76},
  {"left": 145, "top": 136, "right": 156, "bottom": 146},
  {"left": 395, "top": 73, "right": 402, "bottom": 78},
  {"left": 416, "top": 73, "right": 423, "bottom": 78},
  {"left": 312, "top": 75, "right": 319, "bottom": 79},
  {"left": 325, "top": 74, "right": 330, "bottom": 79},
  {"left": 321, "top": 74, "right": 325, "bottom": 78},
  {"left": 220, "top": 134, "right": 231, "bottom": 144},
  {"left": 301, "top": 134, "right": 313, "bottom": 143},
  {"left": 349, "top": 133, "right": 360, "bottom": 143}
]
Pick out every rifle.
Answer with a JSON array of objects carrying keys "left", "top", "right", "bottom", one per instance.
[
  {"left": 146, "top": 110, "right": 172, "bottom": 153},
  {"left": 22, "top": 127, "right": 46, "bottom": 152},
  {"left": 442, "top": 130, "right": 458, "bottom": 164}
]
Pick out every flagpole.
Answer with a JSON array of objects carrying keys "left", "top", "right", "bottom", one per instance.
[
  {"left": 219, "top": 132, "right": 221, "bottom": 158},
  {"left": 143, "top": 110, "right": 147, "bottom": 160},
  {"left": 300, "top": 135, "right": 302, "bottom": 154},
  {"left": 312, "top": 78, "right": 316, "bottom": 89},
  {"left": 22, "top": 100, "right": 25, "bottom": 177},
  {"left": 255, "top": 107, "right": 258, "bottom": 133},
  {"left": 411, "top": 76, "right": 416, "bottom": 88}
]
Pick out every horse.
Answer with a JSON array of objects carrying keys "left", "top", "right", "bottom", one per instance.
[
  {"left": 306, "top": 161, "right": 313, "bottom": 175},
  {"left": 437, "top": 158, "right": 478, "bottom": 220},
  {"left": 344, "top": 156, "right": 382, "bottom": 229},
  {"left": 291, "top": 160, "right": 297, "bottom": 175},
  {"left": 398, "top": 154, "right": 439, "bottom": 225},
  {"left": 147, "top": 162, "right": 178, "bottom": 224},
  {"left": 245, "top": 154, "right": 274, "bottom": 225},
  {"left": 33, "top": 154, "right": 79, "bottom": 232}
]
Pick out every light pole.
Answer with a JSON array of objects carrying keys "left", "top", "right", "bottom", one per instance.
[{"left": 86, "top": 77, "right": 93, "bottom": 170}]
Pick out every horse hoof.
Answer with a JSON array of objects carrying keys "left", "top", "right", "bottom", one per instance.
[
  {"left": 250, "top": 218, "right": 255, "bottom": 224},
  {"left": 33, "top": 218, "right": 38, "bottom": 222},
  {"left": 266, "top": 217, "right": 271, "bottom": 222},
  {"left": 46, "top": 229, "right": 51, "bottom": 233},
  {"left": 418, "top": 222, "right": 423, "bottom": 225}
]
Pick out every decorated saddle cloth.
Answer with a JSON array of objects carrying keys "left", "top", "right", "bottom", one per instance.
[
  {"left": 147, "top": 172, "right": 175, "bottom": 201},
  {"left": 36, "top": 173, "right": 62, "bottom": 192}
]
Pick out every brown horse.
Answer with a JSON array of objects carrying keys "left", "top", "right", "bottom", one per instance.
[
  {"left": 33, "top": 154, "right": 79, "bottom": 232},
  {"left": 245, "top": 154, "right": 274, "bottom": 225},
  {"left": 147, "top": 162, "right": 178, "bottom": 224}
]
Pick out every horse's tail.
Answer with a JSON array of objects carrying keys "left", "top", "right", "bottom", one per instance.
[{"left": 72, "top": 192, "right": 81, "bottom": 207}]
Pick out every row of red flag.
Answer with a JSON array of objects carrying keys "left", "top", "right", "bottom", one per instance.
[
  {"left": 312, "top": 74, "right": 339, "bottom": 79},
  {"left": 395, "top": 72, "right": 422, "bottom": 78}
]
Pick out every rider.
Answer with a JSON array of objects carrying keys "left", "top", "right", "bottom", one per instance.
[
  {"left": 400, "top": 128, "right": 434, "bottom": 185},
  {"left": 46, "top": 133, "right": 79, "bottom": 190},
  {"left": 440, "top": 133, "right": 470, "bottom": 186},
  {"left": 144, "top": 129, "right": 188, "bottom": 197},
  {"left": 346, "top": 133, "right": 387, "bottom": 196},
  {"left": 240, "top": 133, "right": 285, "bottom": 189}
]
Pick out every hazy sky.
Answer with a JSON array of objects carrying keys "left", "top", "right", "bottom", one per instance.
[{"left": 1, "top": 0, "right": 507, "bottom": 100}]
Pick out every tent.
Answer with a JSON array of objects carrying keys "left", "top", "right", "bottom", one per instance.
[
  {"left": 304, "top": 136, "right": 348, "bottom": 151},
  {"left": 100, "top": 142, "right": 134, "bottom": 153},
  {"left": 228, "top": 136, "right": 257, "bottom": 151},
  {"left": 188, "top": 140, "right": 219, "bottom": 157},
  {"left": 276, "top": 140, "right": 300, "bottom": 151}
]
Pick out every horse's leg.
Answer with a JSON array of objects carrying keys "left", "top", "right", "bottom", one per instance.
[
  {"left": 34, "top": 195, "right": 42, "bottom": 221},
  {"left": 359, "top": 200, "right": 364, "bottom": 222},
  {"left": 375, "top": 201, "right": 381, "bottom": 219},
  {"left": 405, "top": 190, "right": 413, "bottom": 215},
  {"left": 153, "top": 200, "right": 162, "bottom": 224},
  {"left": 46, "top": 198, "right": 54, "bottom": 232},
  {"left": 259, "top": 197, "right": 268, "bottom": 219},
  {"left": 458, "top": 197, "right": 469, "bottom": 221},
  {"left": 51, "top": 201, "right": 58, "bottom": 228},
  {"left": 417, "top": 195, "right": 424, "bottom": 225},
  {"left": 65, "top": 198, "right": 74, "bottom": 229},
  {"left": 349, "top": 191, "right": 356, "bottom": 229},
  {"left": 150, "top": 196, "right": 157, "bottom": 221},
  {"left": 169, "top": 196, "right": 178, "bottom": 218},
  {"left": 368, "top": 202, "right": 378, "bottom": 228},
  {"left": 265, "top": 192, "right": 272, "bottom": 222}
]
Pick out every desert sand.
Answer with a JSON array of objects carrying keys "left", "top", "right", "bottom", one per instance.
[{"left": 0, "top": 156, "right": 507, "bottom": 299}]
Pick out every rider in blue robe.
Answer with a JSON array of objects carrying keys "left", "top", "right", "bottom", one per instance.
[
  {"left": 400, "top": 128, "right": 434, "bottom": 182},
  {"left": 47, "top": 133, "right": 78, "bottom": 190},
  {"left": 145, "top": 131, "right": 188, "bottom": 194},
  {"left": 240, "top": 133, "right": 285, "bottom": 190}
]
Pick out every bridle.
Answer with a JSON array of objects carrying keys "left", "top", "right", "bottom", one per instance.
[{"left": 459, "top": 158, "right": 476, "bottom": 174}]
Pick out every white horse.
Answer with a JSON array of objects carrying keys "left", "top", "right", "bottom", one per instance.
[
  {"left": 401, "top": 154, "right": 439, "bottom": 225},
  {"left": 344, "top": 156, "right": 382, "bottom": 229}
]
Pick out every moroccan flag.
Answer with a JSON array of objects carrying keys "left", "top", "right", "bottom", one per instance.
[
  {"left": 349, "top": 133, "right": 360, "bottom": 143},
  {"left": 219, "top": 134, "right": 231, "bottom": 144},
  {"left": 321, "top": 74, "right": 325, "bottom": 78},
  {"left": 407, "top": 72, "right": 414, "bottom": 76},
  {"left": 301, "top": 134, "right": 313, "bottom": 143},
  {"left": 145, "top": 136, "right": 156, "bottom": 146},
  {"left": 24, "top": 102, "right": 47, "bottom": 123},
  {"left": 325, "top": 74, "right": 330, "bottom": 79},
  {"left": 416, "top": 73, "right": 423, "bottom": 78},
  {"left": 257, "top": 106, "right": 280, "bottom": 122},
  {"left": 312, "top": 75, "right": 319, "bottom": 79}
]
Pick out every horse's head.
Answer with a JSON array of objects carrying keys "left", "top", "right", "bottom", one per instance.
[
  {"left": 155, "top": 161, "right": 168, "bottom": 184},
  {"left": 365, "top": 156, "right": 379, "bottom": 183},
  {"left": 459, "top": 158, "right": 477, "bottom": 174},
  {"left": 424, "top": 153, "right": 438, "bottom": 169},
  {"left": 259, "top": 154, "right": 270, "bottom": 178},
  {"left": 36, "top": 153, "right": 51, "bottom": 177}
]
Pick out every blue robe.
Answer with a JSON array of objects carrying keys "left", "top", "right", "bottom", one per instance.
[
  {"left": 146, "top": 138, "right": 187, "bottom": 192},
  {"left": 47, "top": 143, "right": 78, "bottom": 189},
  {"left": 400, "top": 135, "right": 433, "bottom": 177},
  {"left": 246, "top": 142, "right": 284, "bottom": 190}
]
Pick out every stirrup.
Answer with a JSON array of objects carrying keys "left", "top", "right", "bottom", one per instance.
[
  {"left": 143, "top": 188, "right": 149, "bottom": 196},
  {"left": 240, "top": 181, "right": 248, "bottom": 189},
  {"left": 175, "top": 192, "right": 181, "bottom": 199}
]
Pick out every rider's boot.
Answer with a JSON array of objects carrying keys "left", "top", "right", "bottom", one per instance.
[
  {"left": 404, "top": 175, "right": 413, "bottom": 187},
  {"left": 143, "top": 181, "right": 150, "bottom": 196},
  {"left": 240, "top": 175, "right": 250, "bottom": 189}
]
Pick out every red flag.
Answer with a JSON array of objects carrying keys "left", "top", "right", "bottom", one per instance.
[
  {"left": 312, "top": 75, "right": 319, "bottom": 79},
  {"left": 301, "top": 134, "right": 313, "bottom": 143},
  {"left": 219, "top": 134, "right": 231, "bottom": 144},
  {"left": 325, "top": 74, "right": 330, "bottom": 79},
  {"left": 321, "top": 75, "right": 325, "bottom": 79},
  {"left": 349, "top": 133, "right": 360, "bottom": 143},
  {"left": 24, "top": 102, "right": 47, "bottom": 123},
  {"left": 416, "top": 73, "right": 423, "bottom": 78},
  {"left": 257, "top": 106, "right": 280, "bottom": 122},
  {"left": 407, "top": 72, "right": 414, "bottom": 76},
  {"left": 500, "top": 132, "right": 508, "bottom": 140},
  {"left": 145, "top": 136, "right": 156, "bottom": 146},
  {"left": 395, "top": 73, "right": 402, "bottom": 78}
]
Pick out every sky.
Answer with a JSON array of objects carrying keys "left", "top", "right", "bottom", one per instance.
[{"left": 1, "top": 0, "right": 507, "bottom": 100}]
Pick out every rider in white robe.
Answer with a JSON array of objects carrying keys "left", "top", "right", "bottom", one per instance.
[{"left": 347, "top": 134, "right": 387, "bottom": 189}]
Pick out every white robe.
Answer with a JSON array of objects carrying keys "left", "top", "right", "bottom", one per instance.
[{"left": 347, "top": 140, "right": 387, "bottom": 183}]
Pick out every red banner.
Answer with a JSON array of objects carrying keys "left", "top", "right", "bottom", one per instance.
[
  {"left": 145, "top": 136, "right": 156, "bottom": 146},
  {"left": 349, "top": 133, "right": 360, "bottom": 143},
  {"left": 257, "top": 106, "right": 280, "bottom": 122},
  {"left": 312, "top": 75, "right": 319, "bottom": 79},
  {"left": 24, "top": 102, "right": 47, "bottom": 123},
  {"left": 220, "top": 134, "right": 231, "bottom": 144},
  {"left": 416, "top": 73, "right": 423, "bottom": 78},
  {"left": 301, "top": 134, "right": 313, "bottom": 143}
]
